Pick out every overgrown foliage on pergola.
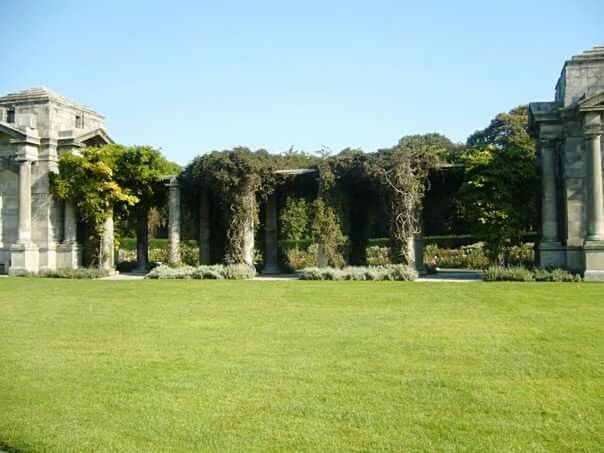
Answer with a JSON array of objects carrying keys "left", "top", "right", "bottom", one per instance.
[{"left": 180, "top": 134, "right": 457, "bottom": 270}]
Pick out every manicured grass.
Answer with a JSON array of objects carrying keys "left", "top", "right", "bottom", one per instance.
[{"left": 0, "top": 279, "right": 602, "bottom": 452}]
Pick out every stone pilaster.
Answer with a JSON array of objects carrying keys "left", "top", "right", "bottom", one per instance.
[
  {"left": 9, "top": 154, "right": 39, "bottom": 274},
  {"left": 0, "top": 193, "right": 3, "bottom": 248},
  {"left": 537, "top": 138, "right": 565, "bottom": 268},
  {"left": 167, "top": 178, "right": 181, "bottom": 264},
  {"left": 16, "top": 159, "right": 32, "bottom": 243},
  {"left": 262, "top": 193, "right": 279, "bottom": 273},
  {"left": 199, "top": 188, "right": 211, "bottom": 265},
  {"left": 242, "top": 191, "right": 255, "bottom": 266},
  {"left": 57, "top": 200, "right": 80, "bottom": 269},
  {"left": 583, "top": 112, "right": 604, "bottom": 281}
]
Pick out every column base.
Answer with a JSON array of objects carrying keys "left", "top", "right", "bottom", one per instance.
[
  {"left": 9, "top": 242, "right": 39, "bottom": 274},
  {"left": 583, "top": 240, "right": 604, "bottom": 282},
  {"left": 536, "top": 241, "right": 566, "bottom": 268},
  {"left": 57, "top": 242, "right": 81, "bottom": 269}
]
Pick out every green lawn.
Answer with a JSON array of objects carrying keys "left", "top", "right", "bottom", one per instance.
[{"left": 0, "top": 279, "right": 602, "bottom": 452}]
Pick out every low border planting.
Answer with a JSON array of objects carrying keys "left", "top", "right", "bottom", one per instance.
[
  {"left": 145, "top": 264, "right": 256, "bottom": 280},
  {"left": 482, "top": 266, "right": 581, "bottom": 282},
  {"left": 301, "top": 265, "right": 418, "bottom": 281},
  {"left": 11, "top": 268, "right": 111, "bottom": 279}
]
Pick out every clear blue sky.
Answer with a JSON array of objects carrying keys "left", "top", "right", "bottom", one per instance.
[{"left": 1, "top": 0, "right": 602, "bottom": 164}]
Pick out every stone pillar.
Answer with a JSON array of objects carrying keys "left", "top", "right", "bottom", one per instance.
[
  {"left": 64, "top": 200, "right": 77, "bottom": 243},
  {"left": 199, "top": 188, "right": 211, "bottom": 265},
  {"left": 585, "top": 133, "right": 604, "bottom": 240},
  {"left": 99, "top": 208, "right": 115, "bottom": 272},
  {"left": 57, "top": 200, "right": 80, "bottom": 269},
  {"left": 0, "top": 194, "right": 3, "bottom": 248},
  {"left": 537, "top": 139, "right": 565, "bottom": 268},
  {"left": 242, "top": 191, "right": 255, "bottom": 266},
  {"left": 263, "top": 193, "right": 279, "bottom": 273},
  {"left": 9, "top": 158, "right": 39, "bottom": 274},
  {"left": 583, "top": 112, "right": 604, "bottom": 281},
  {"left": 17, "top": 160, "right": 32, "bottom": 243},
  {"left": 167, "top": 178, "right": 181, "bottom": 264}
]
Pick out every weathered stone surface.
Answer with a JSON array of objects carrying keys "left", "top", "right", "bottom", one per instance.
[
  {"left": 530, "top": 45, "right": 604, "bottom": 278},
  {"left": 0, "top": 87, "right": 113, "bottom": 273}
]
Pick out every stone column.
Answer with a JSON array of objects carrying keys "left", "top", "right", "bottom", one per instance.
[
  {"left": 64, "top": 201, "right": 77, "bottom": 243},
  {"left": 537, "top": 139, "right": 565, "bottom": 268},
  {"left": 57, "top": 200, "right": 80, "bottom": 269},
  {"left": 99, "top": 208, "right": 115, "bottom": 272},
  {"left": 242, "top": 191, "right": 255, "bottom": 266},
  {"left": 167, "top": 178, "right": 181, "bottom": 264},
  {"left": 583, "top": 112, "right": 604, "bottom": 281},
  {"left": 17, "top": 160, "right": 32, "bottom": 243},
  {"left": 0, "top": 194, "right": 3, "bottom": 248},
  {"left": 585, "top": 132, "right": 604, "bottom": 240},
  {"left": 9, "top": 144, "right": 40, "bottom": 274},
  {"left": 263, "top": 193, "right": 279, "bottom": 273},
  {"left": 199, "top": 188, "right": 211, "bottom": 265},
  {"left": 540, "top": 139, "right": 560, "bottom": 241}
]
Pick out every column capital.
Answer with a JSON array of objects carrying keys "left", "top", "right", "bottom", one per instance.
[
  {"left": 14, "top": 143, "right": 39, "bottom": 162},
  {"left": 583, "top": 111, "right": 602, "bottom": 138}
]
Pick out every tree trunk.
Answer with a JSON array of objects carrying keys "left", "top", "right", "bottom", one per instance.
[{"left": 136, "top": 208, "right": 149, "bottom": 271}]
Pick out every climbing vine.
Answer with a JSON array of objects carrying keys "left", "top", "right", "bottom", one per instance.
[{"left": 183, "top": 138, "right": 446, "bottom": 267}]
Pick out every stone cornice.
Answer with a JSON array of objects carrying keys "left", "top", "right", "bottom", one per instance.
[{"left": 0, "top": 87, "right": 104, "bottom": 119}]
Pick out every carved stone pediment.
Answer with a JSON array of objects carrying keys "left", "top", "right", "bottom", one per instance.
[
  {"left": 0, "top": 122, "right": 27, "bottom": 141},
  {"left": 58, "top": 127, "right": 114, "bottom": 151},
  {"left": 577, "top": 91, "right": 604, "bottom": 112}
]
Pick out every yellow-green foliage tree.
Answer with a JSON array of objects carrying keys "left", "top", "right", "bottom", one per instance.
[{"left": 52, "top": 145, "right": 138, "bottom": 235}]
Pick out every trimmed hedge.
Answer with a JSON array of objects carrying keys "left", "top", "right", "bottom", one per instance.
[{"left": 119, "top": 238, "right": 198, "bottom": 251}]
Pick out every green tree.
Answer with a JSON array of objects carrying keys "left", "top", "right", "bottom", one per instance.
[
  {"left": 114, "top": 146, "right": 179, "bottom": 270},
  {"left": 279, "top": 196, "right": 310, "bottom": 240},
  {"left": 460, "top": 106, "right": 538, "bottom": 262},
  {"left": 52, "top": 145, "right": 138, "bottom": 268}
]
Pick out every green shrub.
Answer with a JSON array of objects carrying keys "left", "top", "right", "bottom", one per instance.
[
  {"left": 366, "top": 246, "right": 392, "bottom": 265},
  {"left": 284, "top": 244, "right": 318, "bottom": 270},
  {"left": 222, "top": 264, "right": 257, "bottom": 280},
  {"left": 13, "top": 268, "right": 111, "bottom": 279},
  {"left": 482, "top": 266, "right": 581, "bottom": 282},
  {"left": 423, "top": 244, "right": 489, "bottom": 269},
  {"left": 300, "top": 265, "right": 417, "bottom": 281},
  {"left": 279, "top": 197, "right": 310, "bottom": 241},
  {"left": 278, "top": 239, "right": 313, "bottom": 252},
  {"left": 145, "top": 265, "right": 197, "bottom": 279},
  {"left": 366, "top": 233, "right": 538, "bottom": 250},
  {"left": 533, "top": 268, "right": 581, "bottom": 282},
  {"left": 483, "top": 266, "right": 534, "bottom": 282},
  {"left": 119, "top": 238, "right": 198, "bottom": 251},
  {"left": 145, "top": 264, "right": 256, "bottom": 280},
  {"left": 507, "top": 243, "right": 535, "bottom": 267},
  {"left": 191, "top": 265, "right": 225, "bottom": 280}
]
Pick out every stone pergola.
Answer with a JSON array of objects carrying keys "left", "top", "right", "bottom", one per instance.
[
  {"left": 163, "top": 166, "right": 429, "bottom": 273},
  {"left": 529, "top": 45, "right": 604, "bottom": 280}
]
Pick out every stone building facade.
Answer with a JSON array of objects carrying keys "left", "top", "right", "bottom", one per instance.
[
  {"left": 0, "top": 87, "right": 112, "bottom": 274},
  {"left": 529, "top": 45, "right": 604, "bottom": 280}
]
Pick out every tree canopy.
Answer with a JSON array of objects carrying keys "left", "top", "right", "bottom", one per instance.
[{"left": 460, "top": 105, "right": 538, "bottom": 261}]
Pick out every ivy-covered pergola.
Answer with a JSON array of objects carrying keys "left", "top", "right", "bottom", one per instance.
[{"left": 160, "top": 143, "right": 457, "bottom": 274}]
